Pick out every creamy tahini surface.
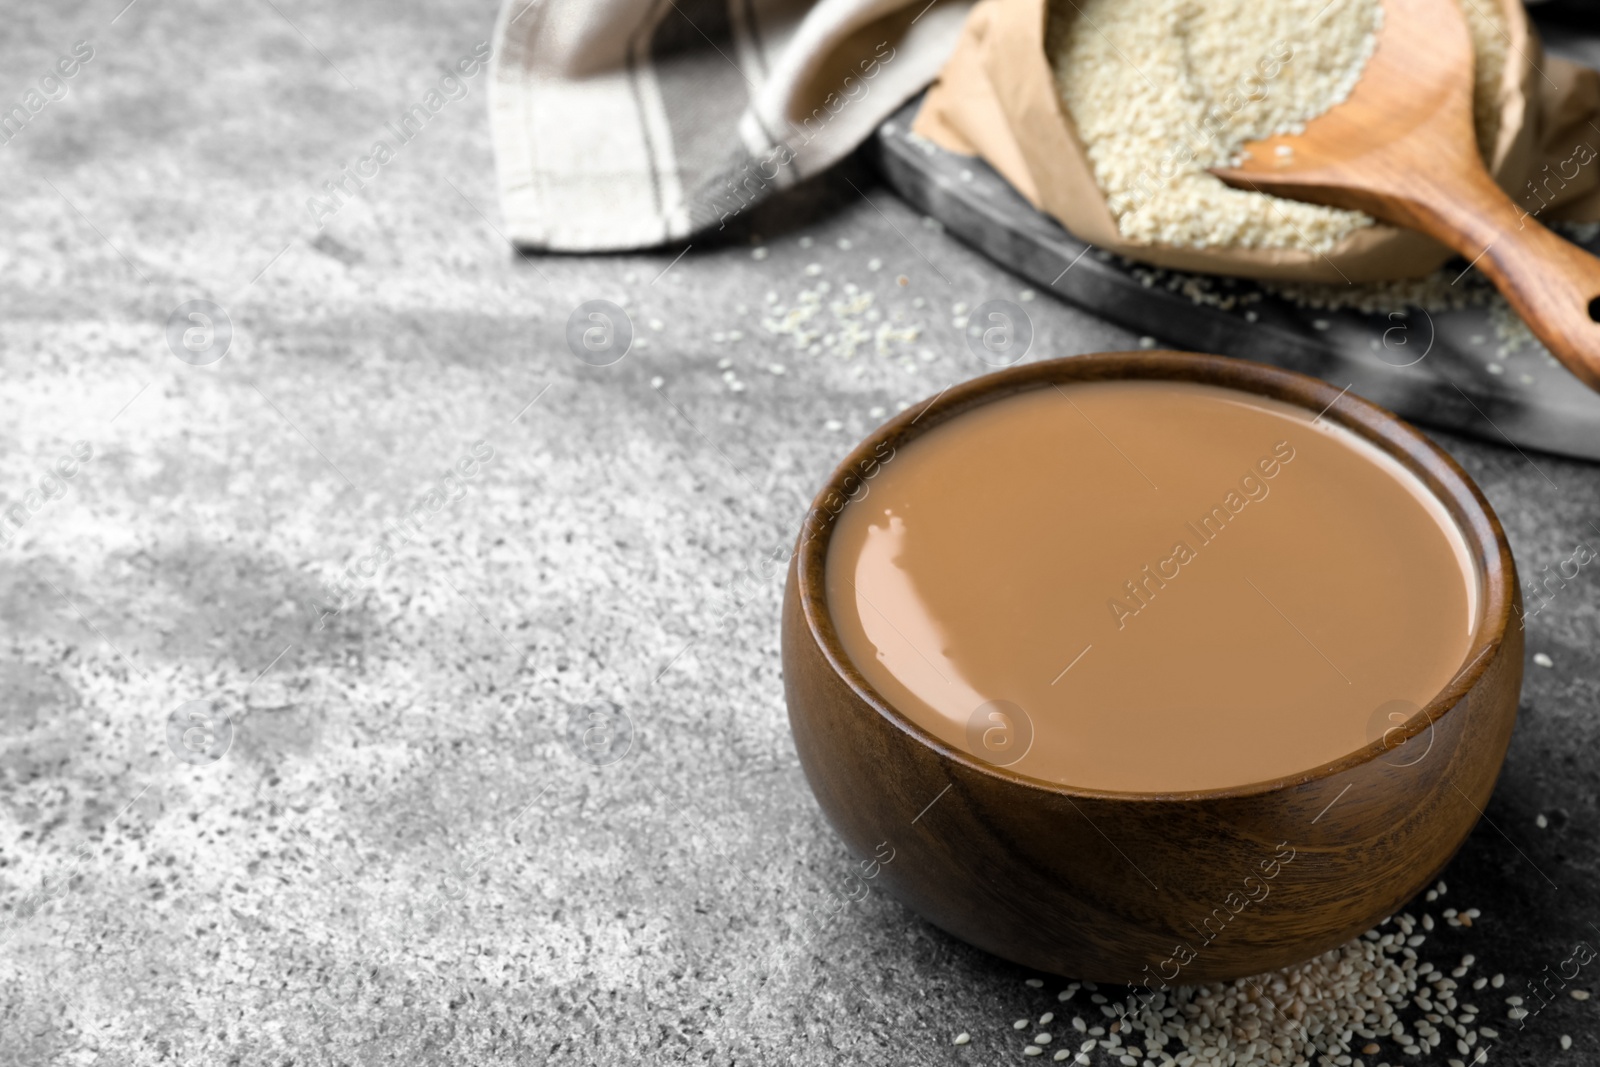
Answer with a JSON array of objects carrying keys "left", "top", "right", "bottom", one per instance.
[{"left": 826, "top": 381, "right": 1479, "bottom": 793}]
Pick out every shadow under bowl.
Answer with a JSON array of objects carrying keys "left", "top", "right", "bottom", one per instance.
[{"left": 781, "top": 350, "right": 1522, "bottom": 983}]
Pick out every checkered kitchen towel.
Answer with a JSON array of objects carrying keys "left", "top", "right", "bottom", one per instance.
[{"left": 489, "top": 0, "right": 973, "bottom": 251}]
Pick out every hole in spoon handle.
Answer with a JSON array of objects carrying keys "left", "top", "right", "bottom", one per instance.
[{"left": 1463, "top": 215, "right": 1600, "bottom": 394}]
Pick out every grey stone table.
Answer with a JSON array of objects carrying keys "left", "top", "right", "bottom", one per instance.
[{"left": 0, "top": 1, "right": 1595, "bottom": 1064}]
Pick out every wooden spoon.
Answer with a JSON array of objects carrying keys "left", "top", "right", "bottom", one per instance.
[{"left": 1212, "top": 0, "right": 1600, "bottom": 392}]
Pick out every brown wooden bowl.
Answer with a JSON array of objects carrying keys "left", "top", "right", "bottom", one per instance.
[{"left": 782, "top": 350, "right": 1521, "bottom": 984}]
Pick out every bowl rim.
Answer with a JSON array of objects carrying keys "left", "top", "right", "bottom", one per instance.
[{"left": 794, "top": 350, "right": 1518, "bottom": 803}]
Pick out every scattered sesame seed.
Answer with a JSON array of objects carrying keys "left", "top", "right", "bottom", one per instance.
[
  {"left": 649, "top": 376, "right": 664, "bottom": 388},
  {"left": 953, "top": 1032, "right": 969, "bottom": 1045},
  {"left": 987, "top": 904, "right": 1510, "bottom": 1067},
  {"left": 798, "top": 236, "right": 814, "bottom": 249},
  {"left": 1573, "top": 989, "right": 1591, "bottom": 1000},
  {"left": 867, "top": 258, "right": 883, "bottom": 271},
  {"left": 751, "top": 247, "right": 769, "bottom": 260},
  {"left": 1040, "top": 1013, "right": 1054, "bottom": 1025},
  {"left": 1020, "top": 289, "right": 1036, "bottom": 301},
  {"left": 1561, "top": 1035, "right": 1572, "bottom": 1049},
  {"left": 1016, "top": 1018, "right": 1031, "bottom": 1030},
  {"left": 1138, "top": 336, "right": 1156, "bottom": 348},
  {"left": 837, "top": 238, "right": 852, "bottom": 250},
  {"left": 1053, "top": 1052, "right": 1071, "bottom": 1062},
  {"left": 824, "top": 419, "right": 843, "bottom": 432},
  {"left": 1534, "top": 653, "right": 1554, "bottom": 668},
  {"left": 1536, "top": 813, "right": 1549, "bottom": 828},
  {"left": 1313, "top": 319, "right": 1331, "bottom": 330},
  {"left": 1027, "top": 978, "right": 1045, "bottom": 988},
  {"left": 804, "top": 263, "right": 822, "bottom": 277},
  {"left": 1486, "top": 363, "right": 1504, "bottom": 375},
  {"left": 1025, "top": 1046, "right": 1043, "bottom": 1057}
]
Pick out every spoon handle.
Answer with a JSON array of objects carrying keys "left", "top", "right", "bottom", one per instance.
[{"left": 1380, "top": 169, "right": 1600, "bottom": 391}]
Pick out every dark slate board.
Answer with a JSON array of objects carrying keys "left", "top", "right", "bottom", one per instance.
[{"left": 868, "top": 96, "right": 1600, "bottom": 463}]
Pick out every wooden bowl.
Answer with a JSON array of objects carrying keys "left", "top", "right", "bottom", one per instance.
[{"left": 781, "top": 351, "right": 1521, "bottom": 983}]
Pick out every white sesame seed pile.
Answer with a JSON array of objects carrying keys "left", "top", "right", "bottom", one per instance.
[
  {"left": 988, "top": 887, "right": 1534, "bottom": 1067},
  {"left": 1044, "top": 0, "right": 1507, "bottom": 255},
  {"left": 759, "top": 280, "right": 922, "bottom": 366},
  {"left": 1131, "top": 264, "right": 1268, "bottom": 313},
  {"left": 1266, "top": 271, "right": 1496, "bottom": 316},
  {"left": 755, "top": 234, "right": 937, "bottom": 376},
  {"left": 1123, "top": 213, "right": 1593, "bottom": 327},
  {"left": 1047, "top": 0, "right": 1382, "bottom": 253},
  {"left": 1106, "top": 225, "right": 1593, "bottom": 376}
]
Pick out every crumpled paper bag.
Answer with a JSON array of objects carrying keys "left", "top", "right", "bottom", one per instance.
[{"left": 913, "top": 0, "right": 1600, "bottom": 282}]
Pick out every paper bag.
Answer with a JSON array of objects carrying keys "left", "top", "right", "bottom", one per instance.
[{"left": 913, "top": 0, "right": 1600, "bottom": 283}]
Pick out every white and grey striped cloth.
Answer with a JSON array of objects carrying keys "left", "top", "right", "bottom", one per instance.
[{"left": 489, "top": 0, "right": 972, "bottom": 251}]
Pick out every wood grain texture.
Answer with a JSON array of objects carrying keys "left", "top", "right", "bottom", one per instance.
[
  {"left": 1213, "top": 0, "right": 1600, "bottom": 392},
  {"left": 782, "top": 351, "right": 1522, "bottom": 983}
]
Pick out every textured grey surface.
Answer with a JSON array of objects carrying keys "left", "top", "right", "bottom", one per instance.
[{"left": 0, "top": 1, "right": 1597, "bottom": 1065}]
